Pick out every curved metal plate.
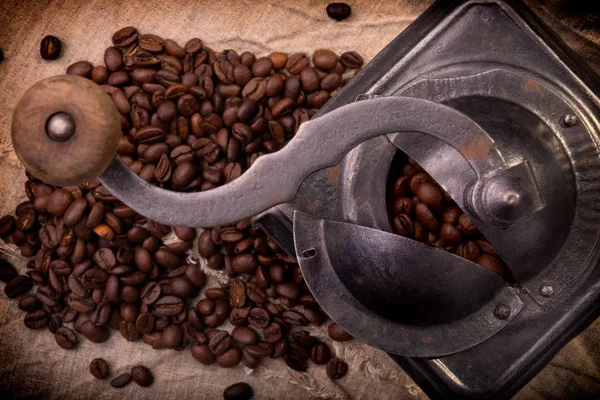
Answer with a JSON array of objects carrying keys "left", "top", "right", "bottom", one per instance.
[
  {"left": 397, "top": 67, "right": 600, "bottom": 303},
  {"left": 294, "top": 211, "right": 524, "bottom": 357},
  {"left": 99, "top": 96, "right": 505, "bottom": 227}
]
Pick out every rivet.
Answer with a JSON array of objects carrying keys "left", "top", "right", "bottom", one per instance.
[
  {"left": 561, "top": 114, "right": 578, "bottom": 128},
  {"left": 494, "top": 303, "right": 511, "bottom": 320},
  {"left": 540, "top": 285, "right": 554, "bottom": 297}
]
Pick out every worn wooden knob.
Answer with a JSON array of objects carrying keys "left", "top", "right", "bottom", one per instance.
[{"left": 11, "top": 75, "right": 121, "bottom": 186}]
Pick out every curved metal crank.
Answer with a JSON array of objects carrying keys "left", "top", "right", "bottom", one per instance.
[{"left": 99, "top": 96, "right": 540, "bottom": 227}]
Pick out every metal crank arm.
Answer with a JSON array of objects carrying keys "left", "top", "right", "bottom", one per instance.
[{"left": 99, "top": 96, "right": 537, "bottom": 227}]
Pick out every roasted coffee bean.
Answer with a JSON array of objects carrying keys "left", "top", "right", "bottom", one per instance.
[
  {"left": 415, "top": 202, "right": 441, "bottom": 233},
  {"left": 245, "top": 343, "right": 272, "bottom": 358},
  {"left": 311, "top": 342, "right": 332, "bottom": 365},
  {"left": 191, "top": 343, "right": 214, "bottom": 365},
  {"left": 263, "top": 321, "right": 284, "bottom": 343},
  {"left": 340, "top": 51, "right": 363, "bottom": 68},
  {"left": 231, "top": 326, "right": 258, "bottom": 345},
  {"left": 241, "top": 347, "right": 260, "bottom": 369},
  {"left": 66, "top": 61, "right": 93, "bottom": 78},
  {"left": 55, "top": 327, "right": 78, "bottom": 349},
  {"left": 40, "top": 35, "right": 62, "bottom": 60},
  {"left": 208, "top": 330, "right": 231, "bottom": 355},
  {"left": 47, "top": 315, "right": 62, "bottom": 334},
  {"left": 229, "top": 279, "right": 247, "bottom": 308},
  {"left": 229, "top": 305, "right": 251, "bottom": 326},
  {"left": 328, "top": 323, "right": 353, "bottom": 341},
  {"left": 327, "top": 2, "right": 352, "bottom": 20},
  {"left": 417, "top": 182, "right": 444, "bottom": 210},
  {"left": 251, "top": 57, "right": 272, "bottom": 77},
  {"left": 459, "top": 213, "right": 480, "bottom": 236},
  {"left": 24, "top": 309, "right": 49, "bottom": 329},
  {"left": 112, "top": 26, "right": 138, "bottom": 47},
  {"left": 312, "top": 49, "right": 338, "bottom": 70},
  {"left": 216, "top": 347, "right": 241, "bottom": 368},
  {"left": 0, "top": 215, "right": 15, "bottom": 236},
  {"left": 477, "top": 254, "right": 505, "bottom": 276},
  {"left": 89, "top": 358, "right": 109, "bottom": 379},
  {"left": 90, "top": 301, "right": 112, "bottom": 326},
  {"left": 282, "top": 310, "right": 307, "bottom": 326},
  {"left": 162, "top": 324, "right": 183, "bottom": 349},
  {"left": 284, "top": 353, "right": 307, "bottom": 371},
  {"left": 152, "top": 295, "right": 184, "bottom": 317},
  {"left": 248, "top": 307, "right": 270, "bottom": 329},
  {"left": 111, "top": 373, "right": 133, "bottom": 388},
  {"left": 292, "top": 330, "right": 317, "bottom": 347},
  {"left": 0, "top": 259, "right": 18, "bottom": 283},
  {"left": 326, "top": 358, "right": 348, "bottom": 380},
  {"left": 5, "top": 275, "right": 32, "bottom": 298},
  {"left": 18, "top": 294, "right": 42, "bottom": 312},
  {"left": 130, "top": 365, "right": 154, "bottom": 387},
  {"left": 271, "top": 338, "right": 288, "bottom": 359},
  {"left": 120, "top": 320, "right": 140, "bottom": 342},
  {"left": 81, "top": 320, "right": 110, "bottom": 343},
  {"left": 134, "top": 312, "right": 155, "bottom": 334}
]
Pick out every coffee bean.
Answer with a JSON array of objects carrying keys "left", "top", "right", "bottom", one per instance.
[
  {"left": 208, "top": 330, "right": 231, "bottom": 355},
  {"left": 112, "top": 26, "right": 138, "bottom": 47},
  {"left": 326, "top": 3, "right": 352, "bottom": 21},
  {"left": 284, "top": 353, "right": 307, "bottom": 371},
  {"left": 245, "top": 343, "right": 272, "bottom": 358},
  {"left": 18, "top": 294, "right": 41, "bottom": 312},
  {"left": 191, "top": 343, "right": 214, "bottom": 365},
  {"left": 311, "top": 342, "right": 332, "bottom": 365},
  {"left": 131, "top": 365, "right": 154, "bottom": 387},
  {"left": 231, "top": 326, "right": 258, "bottom": 345},
  {"left": 111, "top": 373, "right": 133, "bottom": 388},
  {"left": 415, "top": 202, "right": 441, "bottom": 233},
  {"left": 340, "top": 51, "right": 363, "bottom": 68},
  {"left": 55, "top": 327, "right": 78, "bottom": 349},
  {"left": 312, "top": 49, "right": 338, "bottom": 70},
  {"left": 5, "top": 275, "right": 32, "bottom": 298},
  {"left": 90, "top": 358, "right": 109, "bottom": 379},
  {"left": 328, "top": 323, "right": 353, "bottom": 341},
  {"left": 24, "top": 309, "right": 49, "bottom": 329},
  {"left": 40, "top": 35, "right": 62, "bottom": 60},
  {"left": 81, "top": 320, "right": 110, "bottom": 343},
  {"left": 154, "top": 295, "right": 184, "bottom": 317},
  {"left": 248, "top": 307, "right": 270, "bottom": 329},
  {"left": 228, "top": 279, "right": 247, "bottom": 308},
  {"left": 216, "top": 347, "right": 241, "bottom": 368},
  {"left": 231, "top": 253, "right": 258, "bottom": 274},
  {"left": 282, "top": 310, "right": 307, "bottom": 326},
  {"left": 477, "top": 254, "right": 505, "bottom": 276},
  {"left": 67, "top": 61, "right": 93, "bottom": 78},
  {"left": 262, "top": 321, "right": 284, "bottom": 344},
  {"left": 0, "top": 259, "right": 18, "bottom": 283},
  {"left": 229, "top": 305, "right": 251, "bottom": 326}
]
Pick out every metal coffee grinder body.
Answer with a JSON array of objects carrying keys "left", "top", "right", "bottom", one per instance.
[{"left": 252, "top": 1, "right": 600, "bottom": 398}]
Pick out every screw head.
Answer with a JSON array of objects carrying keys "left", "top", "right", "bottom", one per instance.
[
  {"left": 540, "top": 285, "right": 554, "bottom": 297},
  {"left": 561, "top": 114, "right": 578, "bottom": 128},
  {"left": 46, "top": 112, "right": 75, "bottom": 142},
  {"left": 494, "top": 303, "right": 511, "bottom": 320}
]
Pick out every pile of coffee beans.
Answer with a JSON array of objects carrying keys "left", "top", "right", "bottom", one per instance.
[
  {"left": 388, "top": 154, "right": 507, "bottom": 277},
  {"left": 1, "top": 27, "right": 360, "bottom": 389}
]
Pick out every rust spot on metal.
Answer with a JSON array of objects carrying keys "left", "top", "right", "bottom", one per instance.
[
  {"left": 422, "top": 336, "right": 433, "bottom": 344},
  {"left": 328, "top": 165, "right": 342, "bottom": 185},
  {"left": 521, "top": 79, "right": 544, "bottom": 97},
  {"left": 458, "top": 137, "right": 493, "bottom": 160}
]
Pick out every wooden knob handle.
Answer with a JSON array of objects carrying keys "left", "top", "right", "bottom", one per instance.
[{"left": 11, "top": 75, "right": 121, "bottom": 186}]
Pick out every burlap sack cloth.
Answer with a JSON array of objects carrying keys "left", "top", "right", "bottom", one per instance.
[{"left": 0, "top": 1, "right": 599, "bottom": 399}]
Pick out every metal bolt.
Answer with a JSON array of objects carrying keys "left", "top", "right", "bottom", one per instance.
[
  {"left": 494, "top": 303, "right": 511, "bottom": 320},
  {"left": 540, "top": 285, "right": 554, "bottom": 297},
  {"left": 46, "top": 112, "right": 75, "bottom": 142},
  {"left": 561, "top": 114, "right": 578, "bottom": 128}
]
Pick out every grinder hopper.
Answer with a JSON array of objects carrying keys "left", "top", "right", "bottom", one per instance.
[{"left": 9, "top": 0, "right": 600, "bottom": 398}]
